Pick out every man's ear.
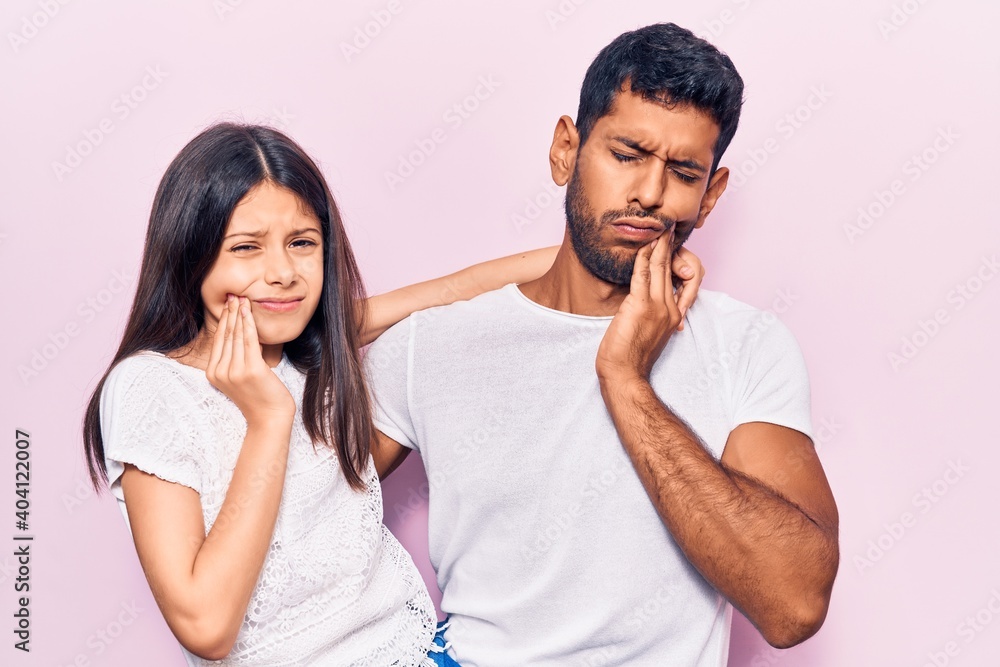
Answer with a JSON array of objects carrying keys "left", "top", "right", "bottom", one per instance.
[
  {"left": 549, "top": 115, "right": 580, "bottom": 186},
  {"left": 694, "top": 166, "right": 729, "bottom": 229}
]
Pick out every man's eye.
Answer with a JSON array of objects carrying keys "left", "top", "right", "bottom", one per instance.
[
  {"left": 612, "top": 151, "right": 640, "bottom": 163},
  {"left": 673, "top": 171, "right": 699, "bottom": 184}
]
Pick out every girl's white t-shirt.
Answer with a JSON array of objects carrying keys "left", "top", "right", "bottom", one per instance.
[{"left": 101, "top": 351, "right": 436, "bottom": 666}]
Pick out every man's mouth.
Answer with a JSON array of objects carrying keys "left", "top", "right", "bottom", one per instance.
[{"left": 612, "top": 218, "right": 667, "bottom": 233}]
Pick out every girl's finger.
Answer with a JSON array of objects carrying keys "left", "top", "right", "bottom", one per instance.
[
  {"left": 671, "top": 246, "right": 698, "bottom": 281},
  {"left": 231, "top": 297, "right": 246, "bottom": 375},
  {"left": 648, "top": 229, "right": 671, "bottom": 305},
  {"left": 242, "top": 298, "right": 261, "bottom": 359},
  {"left": 675, "top": 282, "right": 687, "bottom": 331},
  {"left": 217, "top": 295, "right": 236, "bottom": 378},
  {"left": 207, "top": 298, "right": 230, "bottom": 376},
  {"left": 673, "top": 247, "right": 704, "bottom": 318}
]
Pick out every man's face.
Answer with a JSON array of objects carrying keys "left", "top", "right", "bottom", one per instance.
[{"left": 564, "top": 89, "right": 725, "bottom": 285}]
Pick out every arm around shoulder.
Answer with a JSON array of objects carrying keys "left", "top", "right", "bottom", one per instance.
[{"left": 360, "top": 246, "right": 558, "bottom": 345}]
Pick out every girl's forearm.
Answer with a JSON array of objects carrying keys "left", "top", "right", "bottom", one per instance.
[
  {"left": 126, "top": 419, "right": 293, "bottom": 661},
  {"left": 188, "top": 420, "right": 291, "bottom": 654},
  {"left": 360, "top": 246, "right": 558, "bottom": 345}
]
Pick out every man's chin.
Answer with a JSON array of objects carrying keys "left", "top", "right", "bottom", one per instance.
[{"left": 579, "top": 250, "right": 634, "bottom": 286}]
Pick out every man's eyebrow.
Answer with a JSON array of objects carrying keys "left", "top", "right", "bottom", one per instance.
[
  {"left": 223, "top": 227, "right": 321, "bottom": 240},
  {"left": 610, "top": 135, "right": 708, "bottom": 173}
]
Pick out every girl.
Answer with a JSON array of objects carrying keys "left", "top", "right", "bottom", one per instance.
[{"left": 82, "top": 123, "right": 703, "bottom": 666}]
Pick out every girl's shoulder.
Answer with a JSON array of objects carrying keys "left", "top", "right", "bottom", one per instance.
[
  {"left": 101, "top": 351, "right": 215, "bottom": 496},
  {"left": 103, "top": 351, "right": 213, "bottom": 408}
]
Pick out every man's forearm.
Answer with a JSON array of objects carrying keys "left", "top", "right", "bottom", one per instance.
[{"left": 599, "top": 375, "right": 838, "bottom": 648}]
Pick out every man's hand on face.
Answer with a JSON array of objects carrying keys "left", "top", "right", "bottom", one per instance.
[{"left": 596, "top": 231, "right": 695, "bottom": 385}]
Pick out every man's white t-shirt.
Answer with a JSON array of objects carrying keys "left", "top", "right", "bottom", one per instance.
[{"left": 364, "top": 283, "right": 813, "bottom": 667}]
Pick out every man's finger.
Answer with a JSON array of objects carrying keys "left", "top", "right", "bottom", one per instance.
[
  {"left": 630, "top": 240, "right": 655, "bottom": 304},
  {"left": 649, "top": 229, "right": 671, "bottom": 305},
  {"left": 662, "top": 230, "right": 681, "bottom": 322}
]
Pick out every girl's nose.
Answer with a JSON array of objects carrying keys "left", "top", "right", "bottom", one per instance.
[{"left": 264, "top": 250, "right": 296, "bottom": 285}]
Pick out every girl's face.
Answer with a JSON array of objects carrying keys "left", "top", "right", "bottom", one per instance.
[{"left": 199, "top": 181, "right": 324, "bottom": 366}]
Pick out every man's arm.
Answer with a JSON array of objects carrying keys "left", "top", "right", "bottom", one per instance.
[
  {"left": 596, "top": 234, "right": 838, "bottom": 648},
  {"left": 373, "top": 430, "right": 410, "bottom": 480}
]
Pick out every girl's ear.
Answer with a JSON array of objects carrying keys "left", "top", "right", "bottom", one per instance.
[{"left": 549, "top": 115, "right": 580, "bottom": 187}]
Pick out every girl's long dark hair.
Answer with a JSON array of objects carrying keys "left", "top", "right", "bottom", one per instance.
[{"left": 83, "top": 123, "right": 374, "bottom": 491}]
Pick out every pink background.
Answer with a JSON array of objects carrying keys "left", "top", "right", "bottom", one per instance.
[{"left": 3, "top": 1, "right": 999, "bottom": 665}]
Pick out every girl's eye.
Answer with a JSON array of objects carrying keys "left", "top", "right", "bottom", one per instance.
[
  {"left": 612, "top": 151, "right": 640, "bottom": 163},
  {"left": 231, "top": 244, "right": 257, "bottom": 253},
  {"left": 290, "top": 239, "right": 318, "bottom": 249}
]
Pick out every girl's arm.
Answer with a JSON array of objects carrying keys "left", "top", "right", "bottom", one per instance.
[
  {"left": 121, "top": 297, "right": 295, "bottom": 660},
  {"left": 361, "top": 246, "right": 559, "bottom": 346},
  {"left": 361, "top": 245, "right": 705, "bottom": 346}
]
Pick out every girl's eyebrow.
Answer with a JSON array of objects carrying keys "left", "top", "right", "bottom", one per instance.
[{"left": 224, "top": 226, "right": 321, "bottom": 240}]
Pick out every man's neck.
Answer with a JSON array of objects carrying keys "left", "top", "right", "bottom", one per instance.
[{"left": 517, "top": 233, "right": 629, "bottom": 317}]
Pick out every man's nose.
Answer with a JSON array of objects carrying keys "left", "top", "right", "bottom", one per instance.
[{"left": 628, "top": 163, "right": 667, "bottom": 210}]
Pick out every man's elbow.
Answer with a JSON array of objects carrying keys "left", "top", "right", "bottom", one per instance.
[
  {"left": 762, "top": 531, "right": 839, "bottom": 648},
  {"left": 759, "top": 591, "right": 832, "bottom": 648}
]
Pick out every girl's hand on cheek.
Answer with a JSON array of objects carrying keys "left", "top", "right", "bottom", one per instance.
[{"left": 206, "top": 295, "right": 296, "bottom": 427}]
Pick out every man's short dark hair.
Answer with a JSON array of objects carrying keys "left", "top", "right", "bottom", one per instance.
[{"left": 576, "top": 23, "right": 745, "bottom": 173}]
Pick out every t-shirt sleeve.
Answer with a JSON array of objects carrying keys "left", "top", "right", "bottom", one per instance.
[
  {"left": 363, "top": 317, "right": 419, "bottom": 451},
  {"left": 101, "top": 355, "right": 205, "bottom": 502},
  {"left": 730, "top": 316, "right": 814, "bottom": 442}
]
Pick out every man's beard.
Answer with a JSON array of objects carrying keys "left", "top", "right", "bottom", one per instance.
[{"left": 564, "top": 166, "right": 681, "bottom": 286}]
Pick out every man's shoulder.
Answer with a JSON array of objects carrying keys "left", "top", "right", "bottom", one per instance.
[
  {"left": 687, "top": 288, "right": 800, "bottom": 346},
  {"left": 688, "top": 288, "right": 764, "bottom": 324},
  {"left": 367, "top": 284, "right": 519, "bottom": 358},
  {"left": 409, "top": 283, "right": 520, "bottom": 329}
]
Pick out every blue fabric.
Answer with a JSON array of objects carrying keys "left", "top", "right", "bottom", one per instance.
[{"left": 425, "top": 617, "right": 462, "bottom": 666}]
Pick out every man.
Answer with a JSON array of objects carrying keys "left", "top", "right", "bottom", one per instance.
[{"left": 365, "top": 22, "right": 838, "bottom": 666}]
